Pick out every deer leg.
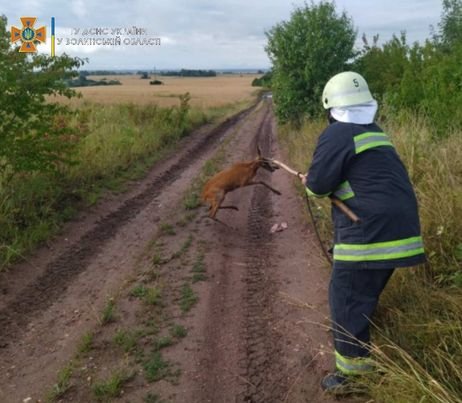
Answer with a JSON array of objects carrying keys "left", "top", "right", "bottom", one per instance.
[
  {"left": 209, "top": 202, "right": 219, "bottom": 219},
  {"left": 209, "top": 189, "right": 226, "bottom": 219},
  {"left": 245, "top": 181, "right": 281, "bottom": 195}
]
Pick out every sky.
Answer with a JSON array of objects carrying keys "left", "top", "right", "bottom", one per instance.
[{"left": 3, "top": 0, "right": 443, "bottom": 70}]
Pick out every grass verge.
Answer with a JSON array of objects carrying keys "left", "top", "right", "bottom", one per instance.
[{"left": 0, "top": 99, "right": 253, "bottom": 269}]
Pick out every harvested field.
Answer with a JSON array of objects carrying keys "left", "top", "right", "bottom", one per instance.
[{"left": 57, "top": 74, "right": 261, "bottom": 108}]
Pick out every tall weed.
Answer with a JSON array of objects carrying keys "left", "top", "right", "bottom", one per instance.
[
  {"left": 0, "top": 100, "right": 238, "bottom": 268},
  {"left": 278, "top": 112, "right": 462, "bottom": 401}
]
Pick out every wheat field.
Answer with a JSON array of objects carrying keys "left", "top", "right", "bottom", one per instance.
[{"left": 58, "top": 74, "right": 260, "bottom": 107}]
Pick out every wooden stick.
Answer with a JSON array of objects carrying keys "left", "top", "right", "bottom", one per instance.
[
  {"left": 330, "top": 197, "right": 360, "bottom": 223},
  {"left": 271, "top": 159, "right": 360, "bottom": 223},
  {"left": 272, "top": 159, "right": 299, "bottom": 176}
]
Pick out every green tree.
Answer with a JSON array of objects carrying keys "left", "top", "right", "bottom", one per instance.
[
  {"left": 0, "top": 15, "right": 83, "bottom": 184},
  {"left": 265, "top": 1, "right": 356, "bottom": 124},
  {"left": 354, "top": 0, "right": 462, "bottom": 136},
  {"left": 354, "top": 32, "right": 412, "bottom": 104},
  {"left": 251, "top": 71, "right": 272, "bottom": 87},
  {"left": 438, "top": 0, "right": 462, "bottom": 50}
]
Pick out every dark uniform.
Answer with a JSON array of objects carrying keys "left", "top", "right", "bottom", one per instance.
[{"left": 305, "top": 120, "right": 426, "bottom": 375}]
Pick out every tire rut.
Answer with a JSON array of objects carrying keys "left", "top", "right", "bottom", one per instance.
[
  {"left": 240, "top": 106, "right": 287, "bottom": 402},
  {"left": 0, "top": 104, "right": 256, "bottom": 346}
]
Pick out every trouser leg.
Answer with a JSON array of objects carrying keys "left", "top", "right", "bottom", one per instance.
[{"left": 328, "top": 268, "right": 394, "bottom": 374}]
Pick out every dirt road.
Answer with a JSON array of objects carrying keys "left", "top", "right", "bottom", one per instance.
[{"left": 0, "top": 102, "right": 341, "bottom": 402}]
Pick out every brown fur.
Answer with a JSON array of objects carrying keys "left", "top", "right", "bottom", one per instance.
[{"left": 201, "top": 152, "right": 281, "bottom": 219}]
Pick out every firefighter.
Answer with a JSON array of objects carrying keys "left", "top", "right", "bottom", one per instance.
[{"left": 299, "top": 71, "right": 426, "bottom": 392}]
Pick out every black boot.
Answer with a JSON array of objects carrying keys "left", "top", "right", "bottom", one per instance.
[{"left": 321, "top": 371, "right": 349, "bottom": 394}]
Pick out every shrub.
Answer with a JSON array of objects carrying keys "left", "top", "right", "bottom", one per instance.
[{"left": 265, "top": 2, "right": 356, "bottom": 124}]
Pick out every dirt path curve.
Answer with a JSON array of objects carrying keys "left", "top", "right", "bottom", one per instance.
[{"left": 0, "top": 101, "right": 345, "bottom": 403}]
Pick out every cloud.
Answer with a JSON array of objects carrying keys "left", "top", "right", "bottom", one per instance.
[
  {"left": 334, "top": 0, "right": 441, "bottom": 44},
  {"left": 71, "top": 0, "right": 87, "bottom": 19},
  {"left": 5, "top": 0, "right": 444, "bottom": 69}
]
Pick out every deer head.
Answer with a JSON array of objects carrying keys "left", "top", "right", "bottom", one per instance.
[{"left": 256, "top": 145, "right": 280, "bottom": 172}]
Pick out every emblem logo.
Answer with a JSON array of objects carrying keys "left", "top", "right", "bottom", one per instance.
[{"left": 11, "top": 17, "right": 46, "bottom": 53}]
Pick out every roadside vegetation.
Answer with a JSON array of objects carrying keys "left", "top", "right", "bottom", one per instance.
[
  {"left": 252, "top": 71, "right": 272, "bottom": 88},
  {"left": 269, "top": 1, "right": 462, "bottom": 401},
  {"left": 280, "top": 112, "right": 462, "bottom": 402},
  {"left": 0, "top": 15, "right": 255, "bottom": 269}
]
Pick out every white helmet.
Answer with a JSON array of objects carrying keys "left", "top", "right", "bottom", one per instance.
[{"left": 322, "top": 71, "right": 373, "bottom": 109}]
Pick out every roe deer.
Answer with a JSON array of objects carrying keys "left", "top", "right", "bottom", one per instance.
[{"left": 201, "top": 146, "right": 281, "bottom": 219}]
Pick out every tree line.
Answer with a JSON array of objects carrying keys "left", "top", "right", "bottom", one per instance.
[{"left": 265, "top": 0, "right": 462, "bottom": 136}]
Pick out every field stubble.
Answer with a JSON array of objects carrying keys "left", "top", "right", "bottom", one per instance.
[{"left": 57, "top": 74, "right": 260, "bottom": 108}]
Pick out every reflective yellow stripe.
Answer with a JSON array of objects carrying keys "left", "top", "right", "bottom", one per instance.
[
  {"left": 333, "top": 181, "right": 354, "bottom": 201},
  {"left": 354, "top": 132, "right": 393, "bottom": 154},
  {"left": 335, "top": 351, "right": 373, "bottom": 375},
  {"left": 335, "top": 236, "right": 422, "bottom": 250},
  {"left": 305, "top": 186, "right": 330, "bottom": 198},
  {"left": 334, "top": 236, "right": 424, "bottom": 262}
]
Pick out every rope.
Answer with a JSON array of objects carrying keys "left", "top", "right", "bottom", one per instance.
[{"left": 303, "top": 191, "right": 333, "bottom": 265}]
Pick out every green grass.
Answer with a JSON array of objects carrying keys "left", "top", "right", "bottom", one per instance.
[
  {"left": 154, "top": 336, "right": 174, "bottom": 350},
  {"left": 159, "top": 223, "right": 176, "bottom": 236},
  {"left": 101, "top": 299, "right": 116, "bottom": 325},
  {"left": 92, "top": 370, "right": 134, "bottom": 401},
  {"left": 113, "top": 329, "right": 139, "bottom": 353},
  {"left": 142, "top": 319, "right": 160, "bottom": 336},
  {"left": 152, "top": 252, "right": 165, "bottom": 266},
  {"left": 143, "top": 352, "right": 171, "bottom": 382},
  {"left": 45, "top": 362, "right": 74, "bottom": 402},
  {"left": 144, "top": 392, "right": 164, "bottom": 403},
  {"left": 179, "top": 283, "right": 198, "bottom": 313},
  {"left": 192, "top": 273, "right": 207, "bottom": 283},
  {"left": 170, "top": 324, "right": 188, "bottom": 339},
  {"left": 144, "top": 287, "right": 162, "bottom": 306},
  {"left": 191, "top": 253, "right": 207, "bottom": 283},
  {"left": 131, "top": 284, "right": 162, "bottom": 306},
  {"left": 131, "top": 284, "right": 148, "bottom": 298},
  {"left": 77, "top": 331, "right": 94, "bottom": 355},
  {"left": 278, "top": 113, "right": 462, "bottom": 402},
  {"left": 171, "top": 235, "right": 193, "bottom": 259},
  {"left": 183, "top": 192, "right": 202, "bottom": 210}
]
